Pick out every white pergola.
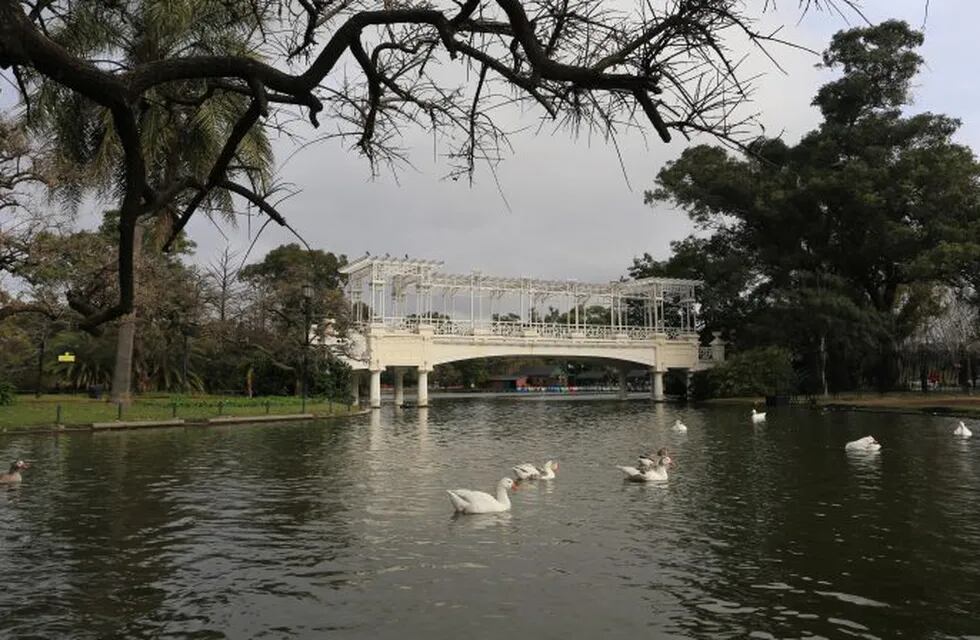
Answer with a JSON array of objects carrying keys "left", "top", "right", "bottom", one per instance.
[{"left": 339, "top": 254, "right": 700, "bottom": 336}]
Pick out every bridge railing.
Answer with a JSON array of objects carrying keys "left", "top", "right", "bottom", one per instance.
[{"left": 354, "top": 317, "right": 698, "bottom": 341}]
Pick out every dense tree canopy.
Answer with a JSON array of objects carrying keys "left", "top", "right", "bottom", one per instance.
[
  {"left": 0, "top": 235, "right": 355, "bottom": 398},
  {"left": 644, "top": 21, "right": 980, "bottom": 392}
]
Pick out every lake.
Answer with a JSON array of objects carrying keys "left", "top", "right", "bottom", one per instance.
[{"left": 1, "top": 397, "right": 978, "bottom": 639}]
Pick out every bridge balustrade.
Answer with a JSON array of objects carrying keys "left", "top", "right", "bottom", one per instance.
[{"left": 353, "top": 317, "right": 697, "bottom": 342}]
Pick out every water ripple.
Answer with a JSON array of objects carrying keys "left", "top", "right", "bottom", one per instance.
[{"left": 2, "top": 402, "right": 980, "bottom": 638}]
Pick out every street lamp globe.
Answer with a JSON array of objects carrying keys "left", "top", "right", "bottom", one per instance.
[{"left": 301, "top": 282, "right": 314, "bottom": 299}]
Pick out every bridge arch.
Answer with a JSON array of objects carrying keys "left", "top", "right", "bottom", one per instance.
[{"left": 427, "top": 345, "right": 658, "bottom": 370}]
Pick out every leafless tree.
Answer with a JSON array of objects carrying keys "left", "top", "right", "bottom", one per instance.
[
  {"left": 0, "top": 0, "right": 861, "bottom": 331},
  {"left": 204, "top": 246, "right": 243, "bottom": 323}
]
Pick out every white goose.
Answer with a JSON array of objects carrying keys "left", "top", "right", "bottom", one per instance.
[
  {"left": 751, "top": 409, "right": 767, "bottom": 424},
  {"left": 672, "top": 419, "right": 688, "bottom": 433},
  {"left": 512, "top": 460, "right": 559, "bottom": 481},
  {"left": 954, "top": 421, "right": 972, "bottom": 438},
  {"left": 618, "top": 456, "right": 671, "bottom": 482},
  {"left": 845, "top": 435, "right": 881, "bottom": 452},
  {"left": 447, "top": 478, "right": 517, "bottom": 514}
]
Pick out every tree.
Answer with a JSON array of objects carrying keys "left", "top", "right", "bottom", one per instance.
[
  {"left": 199, "top": 243, "right": 350, "bottom": 395},
  {"left": 204, "top": 247, "right": 242, "bottom": 324},
  {"left": 704, "top": 346, "right": 796, "bottom": 398},
  {"left": 1, "top": 0, "right": 861, "bottom": 333},
  {"left": 0, "top": 116, "right": 67, "bottom": 321},
  {"left": 646, "top": 21, "right": 980, "bottom": 391},
  {"left": 9, "top": 1, "right": 277, "bottom": 400}
]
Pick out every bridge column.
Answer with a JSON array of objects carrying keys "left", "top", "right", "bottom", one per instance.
[
  {"left": 417, "top": 368, "right": 430, "bottom": 407},
  {"left": 351, "top": 372, "right": 360, "bottom": 406},
  {"left": 369, "top": 369, "right": 382, "bottom": 408},
  {"left": 685, "top": 369, "right": 694, "bottom": 401},
  {"left": 617, "top": 366, "right": 628, "bottom": 399},
  {"left": 651, "top": 369, "right": 665, "bottom": 402},
  {"left": 394, "top": 368, "right": 405, "bottom": 407}
]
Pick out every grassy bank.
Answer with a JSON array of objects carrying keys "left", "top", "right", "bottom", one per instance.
[
  {"left": 0, "top": 394, "right": 354, "bottom": 431},
  {"left": 815, "top": 392, "right": 980, "bottom": 417},
  {"left": 705, "top": 392, "right": 980, "bottom": 417}
]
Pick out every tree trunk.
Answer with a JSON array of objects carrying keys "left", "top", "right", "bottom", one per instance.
[
  {"left": 110, "top": 225, "right": 141, "bottom": 404},
  {"left": 875, "top": 336, "right": 900, "bottom": 393},
  {"left": 35, "top": 336, "right": 45, "bottom": 398},
  {"left": 819, "top": 333, "right": 829, "bottom": 398}
]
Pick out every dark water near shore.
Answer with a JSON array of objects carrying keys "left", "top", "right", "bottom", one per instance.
[{"left": 1, "top": 399, "right": 979, "bottom": 639}]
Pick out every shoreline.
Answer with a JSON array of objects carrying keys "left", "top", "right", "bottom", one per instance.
[
  {"left": 0, "top": 408, "right": 372, "bottom": 437},
  {"left": 7, "top": 393, "right": 979, "bottom": 436},
  {"left": 703, "top": 394, "right": 980, "bottom": 420}
]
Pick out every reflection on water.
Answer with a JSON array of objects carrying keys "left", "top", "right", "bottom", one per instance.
[{"left": 2, "top": 400, "right": 980, "bottom": 639}]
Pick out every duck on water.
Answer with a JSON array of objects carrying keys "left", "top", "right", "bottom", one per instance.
[{"left": 0, "top": 460, "right": 29, "bottom": 484}]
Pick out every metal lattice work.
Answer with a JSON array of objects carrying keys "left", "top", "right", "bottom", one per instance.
[{"left": 340, "top": 254, "right": 701, "bottom": 339}]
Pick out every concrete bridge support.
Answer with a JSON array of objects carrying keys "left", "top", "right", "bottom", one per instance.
[
  {"left": 417, "top": 368, "right": 430, "bottom": 407},
  {"left": 651, "top": 369, "right": 665, "bottom": 402},
  {"left": 394, "top": 368, "right": 405, "bottom": 407},
  {"left": 351, "top": 372, "right": 360, "bottom": 406},
  {"left": 617, "top": 366, "right": 628, "bottom": 399},
  {"left": 370, "top": 369, "right": 382, "bottom": 408}
]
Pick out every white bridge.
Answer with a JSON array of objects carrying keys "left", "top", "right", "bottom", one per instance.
[{"left": 337, "top": 255, "right": 724, "bottom": 407}]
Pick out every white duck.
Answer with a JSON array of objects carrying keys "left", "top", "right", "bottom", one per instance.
[
  {"left": 845, "top": 435, "right": 881, "bottom": 452},
  {"left": 512, "top": 460, "right": 559, "bottom": 481},
  {"left": 672, "top": 419, "right": 688, "bottom": 433},
  {"left": 953, "top": 421, "right": 972, "bottom": 438},
  {"left": 0, "top": 460, "right": 29, "bottom": 484},
  {"left": 619, "top": 456, "right": 671, "bottom": 482},
  {"left": 447, "top": 478, "right": 517, "bottom": 514},
  {"left": 751, "top": 409, "right": 767, "bottom": 424}
]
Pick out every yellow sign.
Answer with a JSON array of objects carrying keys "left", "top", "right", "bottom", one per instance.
[{"left": 57, "top": 352, "right": 76, "bottom": 363}]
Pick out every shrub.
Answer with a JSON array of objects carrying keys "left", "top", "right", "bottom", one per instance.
[
  {"left": 705, "top": 346, "right": 796, "bottom": 398},
  {"left": 0, "top": 381, "right": 16, "bottom": 406}
]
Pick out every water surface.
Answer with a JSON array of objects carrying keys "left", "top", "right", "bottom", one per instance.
[{"left": 2, "top": 399, "right": 979, "bottom": 639}]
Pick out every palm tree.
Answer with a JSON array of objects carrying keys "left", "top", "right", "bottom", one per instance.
[{"left": 25, "top": 1, "right": 274, "bottom": 403}]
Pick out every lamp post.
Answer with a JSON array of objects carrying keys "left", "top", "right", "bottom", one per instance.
[{"left": 301, "top": 282, "right": 314, "bottom": 411}]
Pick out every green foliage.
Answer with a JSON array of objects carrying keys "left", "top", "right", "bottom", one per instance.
[
  {"left": 310, "top": 356, "right": 353, "bottom": 401},
  {"left": 240, "top": 244, "right": 347, "bottom": 291},
  {"left": 27, "top": 0, "right": 273, "bottom": 217},
  {"left": 705, "top": 347, "right": 797, "bottom": 398},
  {"left": 0, "top": 381, "right": 15, "bottom": 406},
  {"left": 432, "top": 358, "right": 491, "bottom": 388},
  {"left": 645, "top": 20, "right": 980, "bottom": 391}
]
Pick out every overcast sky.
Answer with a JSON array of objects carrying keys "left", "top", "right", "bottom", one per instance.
[{"left": 8, "top": 1, "right": 975, "bottom": 285}]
